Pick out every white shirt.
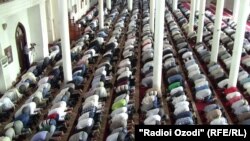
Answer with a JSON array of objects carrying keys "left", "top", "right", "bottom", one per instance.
[
  {"left": 98, "top": 61, "right": 111, "bottom": 70},
  {"left": 103, "top": 50, "right": 112, "bottom": 57},
  {"left": 82, "top": 101, "right": 99, "bottom": 110},
  {"left": 187, "top": 64, "right": 199, "bottom": 72},
  {"left": 234, "top": 105, "right": 250, "bottom": 115},
  {"left": 114, "top": 94, "right": 129, "bottom": 103},
  {"left": 141, "top": 95, "right": 155, "bottom": 108},
  {"left": 146, "top": 108, "right": 160, "bottom": 117},
  {"left": 145, "top": 91, "right": 158, "bottom": 97},
  {"left": 144, "top": 115, "right": 161, "bottom": 125},
  {"left": 21, "top": 72, "right": 36, "bottom": 83},
  {"left": 15, "top": 102, "right": 37, "bottom": 118},
  {"left": 3, "top": 88, "right": 22, "bottom": 102},
  {"left": 78, "top": 112, "right": 91, "bottom": 121},
  {"left": 231, "top": 99, "right": 248, "bottom": 110},
  {"left": 117, "top": 70, "right": 132, "bottom": 80},
  {"left": 195, "top": 80, "right": 209, "bottom": 88},
  {"left": 123, "top": 50, "right": 133, "bottom": 58},
  {"left": 218, "top": 79, "right": 229, "bottom": 88},
  {"left": 243, "top": 82, "right": 250, "bottom": 89},
  {"left": 110, "top": 107, "right": 127, "bottom": 118},
  {"left": 38, "top": 77, "right": 49, "bottom": 86},
  {"left": 25, "top": 91, "right": 43, "bottom": 103},
  {"left": 210, "top": 117, "right": 228, "bottom": 125},
  {"left": 52, "top": 88, "right": 69, "bottom": 104},
  {"left": 0, "top": 97, "right": 15, "bottom": 111},
  {"left": 37, "top": 83, "right": 51, "bottom": 93},
  {"left": 170, "top": 86, "right": 184, "bottom": 96},
  {"left": 142, "top": 60, "right": 154, "bottom": 70},
  {"left": 174, "top": 101, "right": 189, "bottom": 109},
  {"left": 142, "top": 44, "right": 153, "bottom": 52},
  {"left": 95, "top": 67, "right": 106, "bottom": 76},
  {"left": 188, "top": 69, "right": 201, "bottom": 79},
  {"left": 51, "top": 101, "right": 67, "bottom": 110},
  {"left": 238, "top": 71, "right": 249, "bottom": 81},
  {"left": 48, "top": 108, "right": 67, "bottom": 121},
  {"left": 118, "top": 59, "right": 131, "bottom": 68},
  {"left": 27, "top": 66, "right": 37, "bottom": 73},
  {"left": 116, "top": 85, "right": 129, "bottom": 93},
  {"left": 84, "top": 49, "right": 96, "bottom": 56},
  {"left": 182, "top": 51, "right": 193, "bottom": 59},
  {"left": 174, "top": 105, "right": 190, "bottom": 116},
  {"left": 95, "top": 86, "right": 108, "bottom": 98},
  {"left": 111, "top": 113, "right": 128, "bottom": 124},
  {"left": 106, "top": 132, "right": 119, "bottom": 141},
  {"left": 124, "top": 45, "right": 134, "bottom": 51},
  {"left": 163, "top": 54, "right": 173, "bottom": 62},
  {"left": 196, "top": 89, "right": 212, "bottom": 100},
  {"left": 141, "top": 76, "right": 153, "bottom": 87},
  {"left": 76, "top": 118, "right": 94, "bottom": 130},
  {"left": 117, "top": 67, "right": 129, "bottom": 76},
  {"left": 172, "top": 95, "right": 187, "bottom": 105},
  {"left": 85, "top": 95, "right": 99, "bottom": 103},
  {"left": 194, "top": 78, "right": 207, "bottom": 85},
  {"left": 226, "top": 92, "right": 241, "bottom": 101},
  {"left": 50, "top": 50, "right": 60, "bottom": 60},
  {"left": 142, "top": 52, "right": 154, "bottom": 63}
]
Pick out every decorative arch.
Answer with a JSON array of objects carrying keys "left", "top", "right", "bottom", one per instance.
[{"left": 15, "top": 22, "right": 29, "bottom": 73}]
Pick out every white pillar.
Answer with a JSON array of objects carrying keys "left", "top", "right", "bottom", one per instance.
[
  {"left": 196, "top": 0, "right": 206, "bottom": 43},
  {"left": 47, "top": 0, "right": 56, "bottom": 42},
  {"left": 39, "top": 2, "right": 49, "bottom": 58},
  {"left": 150, "top": 0, "right": 155, "bottom": 33},
  {"left": 233, "top": 0, "right": 240, "bottom": 22},
  {"left": 68, "top": 0, "right": 72, "bottom": 12},
  {"left": 58, "top": 0, "right": 73, "bottom": 82},
  {"left": 210, "top": 0, "right": 224, "bottom": 63},
  {"left": 153, "top": 0, "right": 165, "bottom": 92},
  {"left": 195, "top": 0, "right": 200, "bottom": 12},
  {"left": 189, "top": 0, "right": 196, "bottom": 32},
  {"left": 228, "top": 0, "right": 250, "bottom": 87},
  {"left": 128, "top": 0, "right": 133, "bottom": 11},
  {"left": 106, "top": 0, "right": 111, "bottom": 10},
  {"left": 98, "top": 0, "right": 104, "bottom": 29},
  {"left": 173, "top": 0, "right": 178, "bottom": 11}
]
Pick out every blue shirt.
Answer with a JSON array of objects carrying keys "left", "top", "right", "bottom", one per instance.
[
  {"left": 31, "top": 131, "right": 48, "bottom": 141},
  {"left": 195, "top": 84, "right": 209, "bottom": 92},
  {"left": 175, "top": 111, "right": 193, "bottom": 119},
  {"left": 175, "top": 117, "right": 194, "bottom": 125},
  {"left": 167, "top": 74, "right": 183, "bottom": 84},
  {"left": 73, "top": 76, "right": 84, "bottom": 86},
  {"left": 15, "top": 113, "right": 30, "bottom": 127}
]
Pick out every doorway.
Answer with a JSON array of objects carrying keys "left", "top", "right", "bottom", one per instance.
[{"left": 15, "top": 23, "right": 29, "bottom": 73}]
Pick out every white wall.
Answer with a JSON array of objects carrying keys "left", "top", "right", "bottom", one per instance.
[
  {"left": 224, "top": 0, "right": 234, "bottom": 11},
  {"left": 28, "top": 4, "right": 49, "bottom": 61},
  {"left": 0, "top": 0, "right": 99, "bottom": 92},
  {"left": 0, "top": 0, "right": 46, "bottom": 93},
  {"left": 69, "top": 0, "right": 98, "bottom": 21},
  {"left": 46, "top": 0, "right": 98, "bottom": 43},
  {"left": 0, "top": 10, "right": 32, "bottom": 92}
]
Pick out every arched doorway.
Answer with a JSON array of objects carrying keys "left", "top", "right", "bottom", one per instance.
[{"left": 15, "top": 23, "right": 29, "bottom": 73}]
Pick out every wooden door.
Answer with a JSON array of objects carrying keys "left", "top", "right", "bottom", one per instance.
[{"left": 15, "top": 23, "right": 28, "bottom": 73}]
